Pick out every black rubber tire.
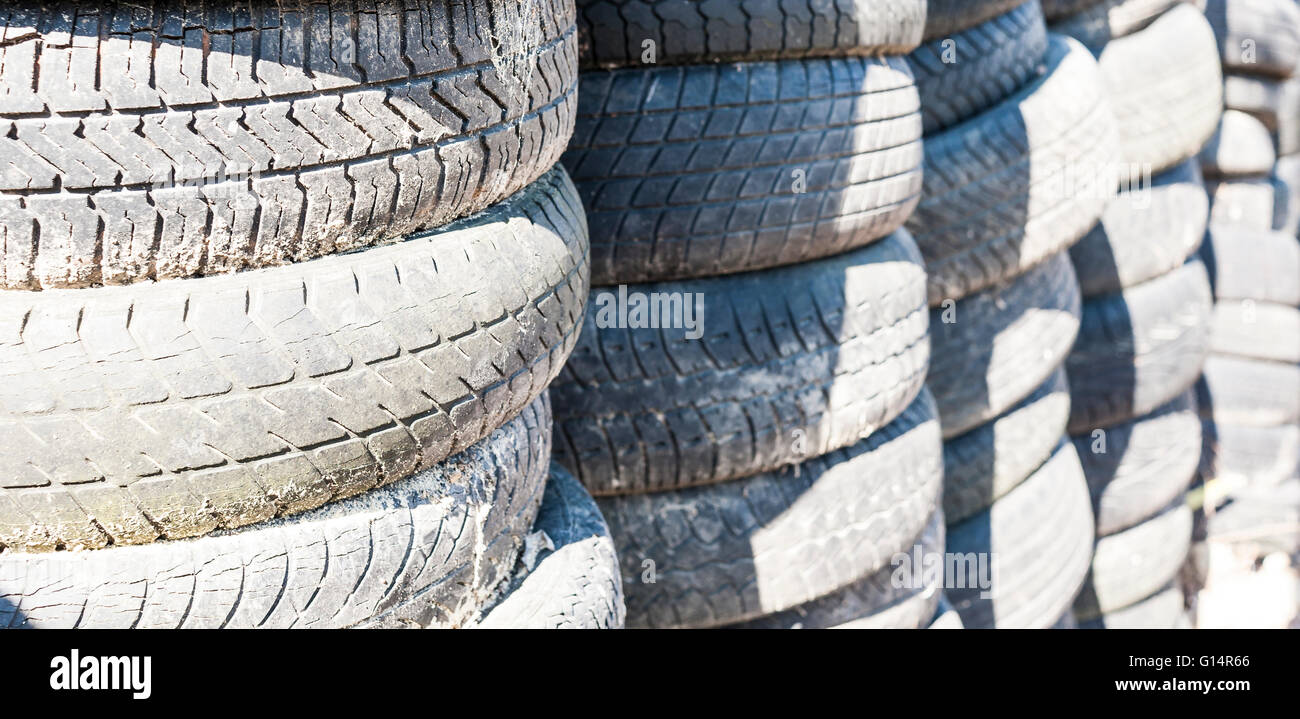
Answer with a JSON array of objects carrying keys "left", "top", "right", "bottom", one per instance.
[
  {"left": 908, "top": 0, "right": 1049, "bottom": 135},
  {"left": 1073, "top": 500, "right": 1192, "bottom": 620},
  {"left": 1095, "top": 4, "right": 1223, "bottom": 176},
  {"left": 600, "top": 389, "right": 942, "bottom": 629},
  {"left": 564, "top": 56, "right": 923, "bottom": 286},
  {"left": 0, "top": 168, "right": 589, "bottom": 552},
  {"left": 727, "top": 507, "right": 944, "bottom": 629},
  {"left": 474, "top": 464, "right": 625, "bottom": 629},
  {"left": 905, "top": 35, "right": 1116, "bottom": 305},
  {"left": 1078, "top": 583, "right": 1185, "bottom": 628},
  {"left": 1209, "top": 300, "right": 1300, "bottom": 363},
  {"left": 946, "top": 440, "right": 1095, "bottom": 629},
  {"left": 1205, "top": 0, "right": 1300, "bottom": 79},
  {"left": 1048, "top": 0, "right": 1190, "bottom": 52},
  {"left": 928, "top": 250, "right": 1082, "bottom": 439},
  {"left": 923, "top": 0, "right": 1028, "bottom": 41},
  {"left": 551, "top": 230, "right": 929, "bottom": 496},
  {"left": 1200, "top": 420, "right": 1300, "bottom": 489},
  {"left": 1223, "top": 73, "right": 1300, "bottom": 155},
  {"left": 942, "top": 367, "right": 1071, "bottom": 525},
  {"left": 1065, "top": 258, "right": 1213, "bottom": 434},
  {"left": 1068, "top": 158, "right": 1207, "bottom": 299},
  {"left": 1207, "top": 179, "right": 1281, "bottom": 232},
  {"left": 0, "top": 0, "right": 579, "bottom": 290},
  {"left": 574, "top": 0, "right": 928, "bottom": 68},
  {"left": 0, "top": 393, "right": 551, "bottom": 629},
  {"left": 1196, "top": 109, "right": 1278, "bottom": 178},
  {"left": 1199, "top": 225, "right": 1300, "bottom": 307},
  {"left": 1197, "top": 354, "right": 1300, "bottom": 427},
  {"left": 1072, "top": 391, "right": 1200, "bottom": 537}
]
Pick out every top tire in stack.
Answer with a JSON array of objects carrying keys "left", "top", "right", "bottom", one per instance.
[
  {"left": 552, "top": 0, "right": 951, "bottom": 629},
  {"left": 0, "top": 0, "right": 620, "bottom": 629},
  {"left": 1044, "top": 0, "right": 1222, "bottom": 629}
]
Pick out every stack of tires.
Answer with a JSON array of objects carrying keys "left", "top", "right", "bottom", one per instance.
[
  {"left": 0, "top": 0, "right": 625, "bottom": 630},
  {"left": 551, "top": 1, "right": 952, "bottom": 629},
  {"left": 1188, "top": 0, "right": 1300, "bottom": 617},
  {"left": 906, "top": 0, "right": 1110, "bottom": 628},
  {"left": 1045, "top": 0, "right": 1221, "bottom": 629}
]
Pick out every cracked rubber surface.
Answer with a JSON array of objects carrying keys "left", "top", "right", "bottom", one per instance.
[
  {"left": 0, "top": 168, "right": 589, "bottom": 552},
  {"left": 574, "top": 0, "right": 927, "bottom": 68},
  {"left": 1074, "top": 499, "right": 1192, "bottom": 620},
  {"left": 909, "top": 0, "right": 1048, "bottom": 135},
  {"left": 1065, "top": 258, "right": 1213, "bottom": 434},
  {"left": 600, "top": 388, "right": 942, "bottom": 629},
  {"left": 1205, "top": 0, "right": 1300, "bottom": 79},
  {"left": 905, "top": 35, "right": 1116, "bottom": 305},
  {"left": 474, "top": 464, "right": 625, "bottom": 629},
  {"left": 927, "top": 250, "right": 1082, "bottom": 439},
  {"left": 564, "top": 55, "right": 923, "bottom": 285},
  {"left": 0, "top": 0, "right": 579, "bottom": 289},
  {"left": 946, "top": 440, "right": 1095, "bottom": 629},
  {"left": 942, "top": 367, "right": 1070, "bottom": 526},
  {"left": 1069, "top": 159, "right": 1207, "bottom": 299},
  {"left": 1073, "top": 390, "right": 1200, "bottom": 537},
  {"left": 551, "top": 229, "right": 929, "bottom": 496},
  {"left": 0, "top": 393, "right": 551, "bottom": 629}
]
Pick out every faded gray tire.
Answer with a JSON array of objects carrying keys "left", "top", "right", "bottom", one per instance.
[
  {"left": 0, "top": 394, "right": 552, "bottom": 629},
  {"left": 0, "top": 0, "right": 578, "bottom": 289},
  {"left": 923, "top": 0, "right": 1028, "bottom": 40},
  {"left": 1199, "top": 225, "right": 1300, "bottom": 306},
  {"left": 1068, "top": 158, "right": 1207, "bottom": 299},
  {"left": 601, "top": 389, "right": 942, "bottom": 629},
  {"left": 905, "top": 35, "right": 1116, "bottom": 305},
  {"left": 1205, "top": 0, "right": 1300, "bottom": 78},
  {"left": 474, "top": 464, "right": 625, "bottom": 629},
  {"left": 575, "top": 0, "right": 927, "bottom": 68},
  {"left": 729, "top": 507, "right": 944, "bottom": 629},
  {"left": 1095, "top": 4, "right": 1223, "bottom": 176},
  {"left": 1207, "top": 179, "right": 1281, "bottom": 232},
  {"left": 1197, "top": 354, "right": 1300, "bottom": 427},
  {"left": 909, "top": 0, "right": 1049, "bottom": 134},
  {"left": 564, "top": 57, "right": 922, "bottom": 285},
  {"left": 1078, "top": 583, "right": 1184, "bottom": 628},
  {"left": 946, "top": 440, "right": 1095, "bottom": 629},
  {"left": 1209, "top": 300, "right": 1300, "bottom": 363},
  {"left": 1073, "top": 391, "right": 1200, "bottom": 537},
  {"left": 0, "top": 168, "right": 589, "bottom": 552},
  {"left": 1200, "top": 421, "right": 1300, "bottom": 489},
  {"left": 928, "top": 251, "right": 1082, "bottom": 439},
  {"left": 1074, "top": 500, "right": 1192, "bottom": 620},
  {"left": 1049, "top": 0, "right": 1190, "bottom": 52},
  {"left": 942, "top": 368, "right": 1071, "bottom": 525},
  {"left": 1065, "top": 258, "right": 1213, "bottom": 434},
  {"left": 1205, "top": 478, "right": 1300, "bottom": 554},
  {"left": 1196, "top": 110, "right": 1278, "bottom": 178},
  {"left": 551, "top": 230, "right": 929, "bottom": 496},
  {"left": 929, "top": 595, "right": 965, "bottom": 628},
  {"left": 1272, "top": 155, "right": 1300, "bottom": 234},
  {"left": 1223, "top": 73, "right": 1300, "bottom": 155}
]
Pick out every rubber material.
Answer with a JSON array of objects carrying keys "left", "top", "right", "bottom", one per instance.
[
  {"left": 1223, "top": 73, "right": 1300, "bottom": 155},
  {"left": 1196, "top": 354, "right": 1300, "bottom": 427},
  {"left": 1196, "top": 110, "right": 1278, "bottom": 178},
  {"left": 1207, "top": 179, "right": 1281, "bottom": 232},
  {"left": 1078, "top": 583, "right": 1184, "bottom": 628},
  {"left": 923, "top": 0, "right": 1028, "bottom": 41},
  {"left": 1199, "top": 225, "right": 1300, "bottom": 307},
  {"left": 1209, "top": 300, "right": 1300, "bottom": 363},
  {"left": 1049, "top": 0, "right": 1189, "bottom": 52},
  {"left": 1074, "top": 500, "right": 1192, "bottom": 620},
  {"left": 1200, "top": 420, "right": 1300, "bottom": 489},
  {"left": 1205, "top": 0, "right": 1300, "bottom": 79}
]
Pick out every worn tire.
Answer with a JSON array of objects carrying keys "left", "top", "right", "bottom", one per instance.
[
  {"left": 601, "top": 389, "right": 942, "bottom": 629},
  {"left": 1207, "top": 179, "right": 1281, "bottom": 232},
  {"left": 728, "top": 507, "right": 944, "bottom": 629},
  {"left": 474, "top": 464, "right": 625, "bottom": 629},
  {"left": 923, "top": 0, "right": 1028, "bottom": 40},
  {"left": 0, "top": 168, "right": 589, "bottom": 552},
  {"left": 909, "top": 0, "right": 1049, "bottom": 135},
  {"left": 1065, "top": 258, "right": 1213, "bottom": 434},
  {"left": 1197, "top": 354, "right": 1300, "bottom": 427},
  {"left": 1068, "top": 158, "right": 1207, "bottom": 299},
  {"left": 946, "top": 440, "right": 1095, "bottom": 629},
  {"left": 574, "top": 0, "right": 927, "bottom": 68},
  {"left": 1209, "top": 300, "right": 1300, "bottom": 363},
  {"left": 928, "top": 251, "right": 1082, "bottom": 439},
  {"left": 552, "top": 230, "right": 929, "bottom": 496},
  {"left": 1199, "top": 225, "right": 1300, "bottom": 307},
  {"left": 1271, "top": 155, "right": 1300, "bottom": 234},
  {"left": 1074, "top": 500, "right": 1192, "bottom": 620},
  {"left": 1078, "top": 583, "right": 1184, "bottom": 628},
  {"left": 1223, "top": 73, "right": 1300, "bottom": 155},
  {"left": 928, "top": 595, "right": 965, "bottom": 628},
  {"left": 1049, "top": 0, "right": 1189, "bottom": 52},
  {"left": 1095, "top": 4, "right": 1223, "bottom": 176},
  {"left": 1072, "top": 391, "right": 1200, "bottom": 537},
  {"left": 0, "top": 393, "right": 551, "bottom": 629},
  {"left": 1200, "top": 421, "right": 1300, "bottom": 488},
  {"left": 0, "top": 0, "right": 579, "bottom": 290},
  {"left": 1197, "top": 110, "right": 1278, "bottom": 178},
  {"left": 1205, "top": 0, "right": 1300, "bottom": 79},
  {"left": 1204, "top": 478, "right": 1300, "bottom": 553},
  {"left": 942, "top": 367, "right": 1071, "bottom": 525},
  {"left": 905, "top": 35, "right": 1116, "bottom": 305}
]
